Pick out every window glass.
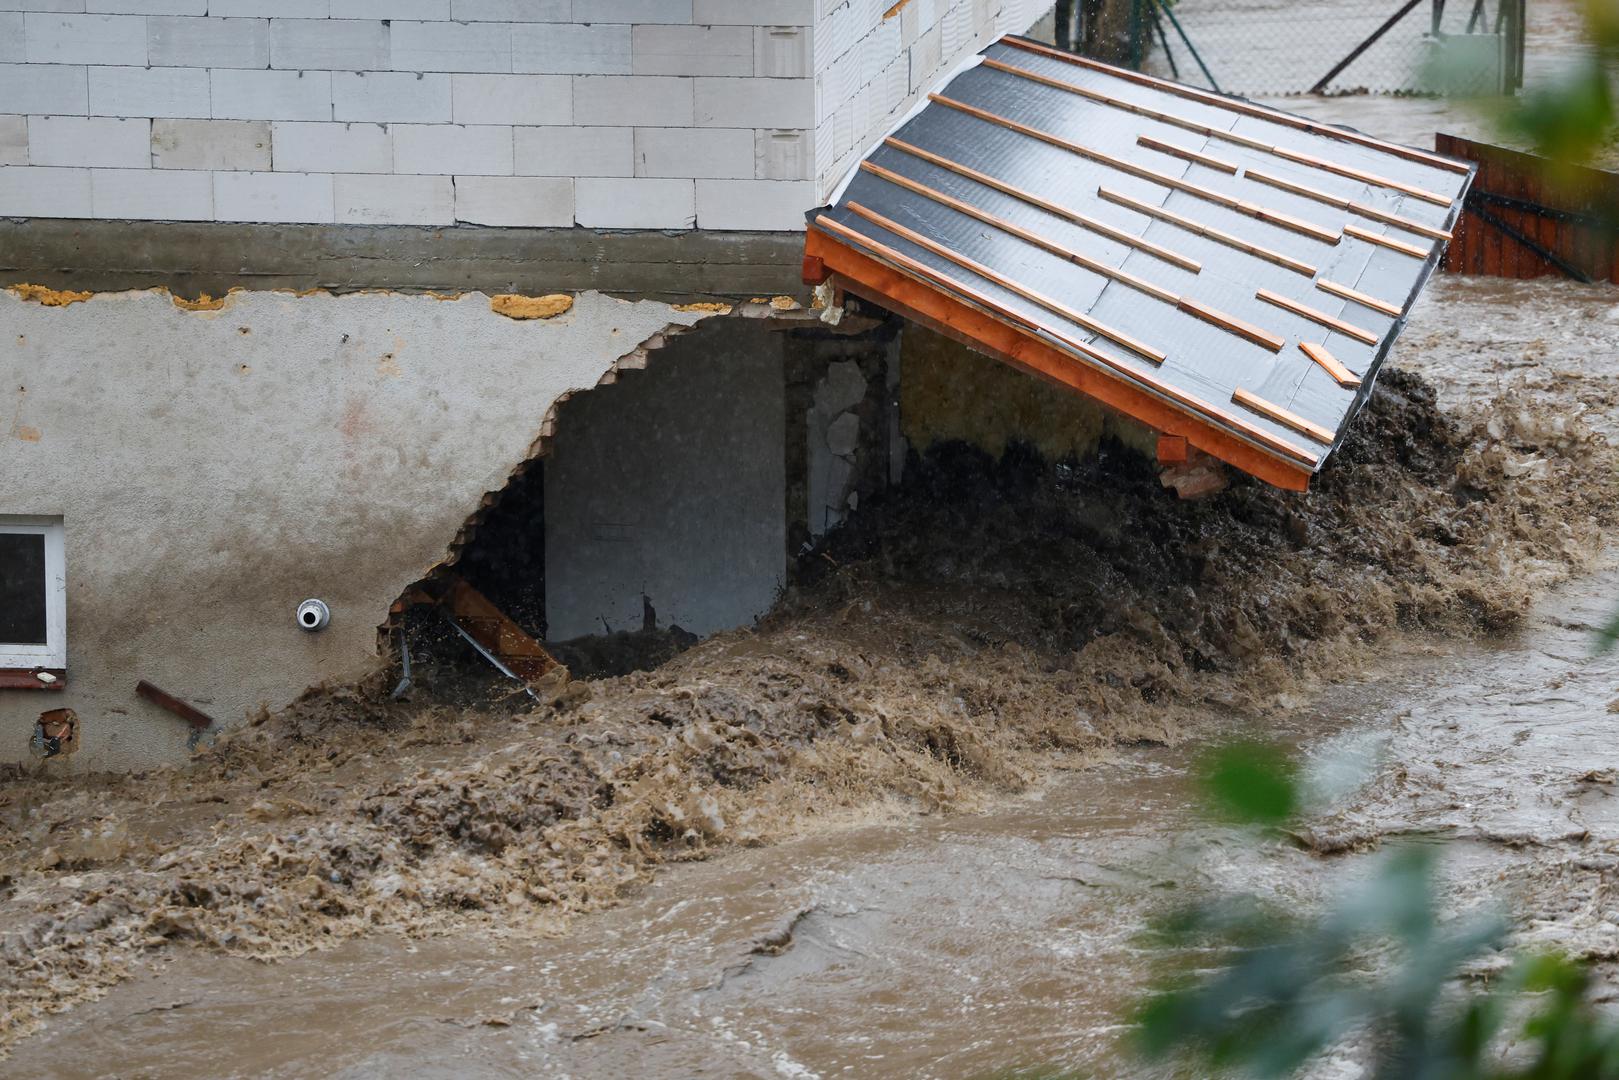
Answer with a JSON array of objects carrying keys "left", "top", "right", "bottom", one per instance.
[{"left": 0, "top": 533, "right": 48, "bottom": 646}]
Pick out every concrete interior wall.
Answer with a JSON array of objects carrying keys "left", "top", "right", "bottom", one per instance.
[
  {"left": 0, "top": 286, "right": 714, "bottom": 771},
  {"left": 543, "top": 321, "right": 787, "bottom": 642}
]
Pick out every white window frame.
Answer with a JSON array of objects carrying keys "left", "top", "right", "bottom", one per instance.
[{"left": 0, "top": 516, "right": 66, "bottom": 670}]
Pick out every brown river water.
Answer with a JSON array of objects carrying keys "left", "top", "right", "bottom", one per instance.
[{"left": 10, "top": 554, "right": 1619, "bottom": 1080}]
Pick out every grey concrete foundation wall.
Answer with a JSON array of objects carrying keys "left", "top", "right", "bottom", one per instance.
[
  {"left": 0, "top": 220, "right": 808, "bottom": 303},
  {"left": 544, "top": 322, "right": 787, "bottom": 642},
  {"left": 0, "top": 287, "right": 714, "bottom": 772}
]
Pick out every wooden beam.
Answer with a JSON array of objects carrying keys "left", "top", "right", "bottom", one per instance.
[
  {"left": 1231, "top": 387, "right": 1336, "bottom": 444},
  {"left": 1136, "top": 134, "right": 1240, "bottom": 173},
  {"left": 1000, "top": 35, "right": 1473, "bottom": 175},
  {"left": 929, "top": 92, "right": 1342, "bottom": 243},
  {"left": 983, "top": 55, "right": 1457, "bottom": 204},
  {"left": 1344, "top": 223, "right": 1432, "bottom": 258},
  {"left": 1098, "top": 187, "right": 1318, "bottom": 275},
  {"left": 1255, "top": 288, "right": 1380, "bottom": 345},
  {"left": 136, "top": 679, "right": 214, "bottom": 729},
  {"left": 1245, "top": 167, "right": 1453, "bottom": 241},
  {"left": 1315, "top": 277, "right": 1402, "bottom": 317},
  {"left": 881, "top": 138, "right": 1202, "bottom": 271},
  {"left": 1299, "top": 342, "right": 1362, "bottom": 387},
  {"left": 840, "top": 201, "right": 1168, "bottom": 363},
  {"left": 808, "top": 218, "right": 1322, "bottom": 482}
]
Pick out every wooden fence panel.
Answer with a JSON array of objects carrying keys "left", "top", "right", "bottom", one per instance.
[{"left": 1435, "top": 132, "right": 1619, "bottom": 284}]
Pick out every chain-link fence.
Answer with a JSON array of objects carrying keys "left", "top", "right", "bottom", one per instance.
[{"left": 1054, "top": 0, "right": 1527, "bottom": 96}]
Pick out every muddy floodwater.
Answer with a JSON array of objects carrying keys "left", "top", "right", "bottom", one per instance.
[
  {"left": 12, "top": 556, "right": 1619, "bottom": 1080},
  {"left": 6, "top": 279, "right": 1618, "bottom": 1080}
]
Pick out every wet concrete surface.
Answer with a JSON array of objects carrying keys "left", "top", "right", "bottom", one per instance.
[{"left": 13, "top": 555, "right": 1617, "bottom": 1079}]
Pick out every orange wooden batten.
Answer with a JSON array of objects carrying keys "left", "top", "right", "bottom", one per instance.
[
  {"left": 979, "top": 54, "right": 1457, "bottom": 206},
  {"left": 1255, "top": 288, "right": 1381, "bottom": 345},
  {"left": 842, "top": 200, "right": 1168, "bottom": 363},
  {"left": 1097, "top": 187, "right": 1318, "bottom": 275},
  {"left": 881, "top": 138, "right": 1202, "bottom": 271},
  {"left": 1232, "top": 387, "right": 1336, "bottom": 444},
  {"left": 1344, "top": 224, "right": 1432, "bottom": 258},
  {"left": 1299, "top": 342, "right": 1362, "bottom": 388},
  {"left": 1314, "top": 278, "right": 1402, "bottom": 317},
  {"left": 1000, "top": 35, "right": 1472, "bottom": 176},
  {"left": 929, "top": 92, "right": 1342, "bottom": 244},
  {"left": 805, "top": 219, "right": 1319, "bottom": 490},
  {"left": 856, "top": 161, "right": 1286, "bottom": 352}
]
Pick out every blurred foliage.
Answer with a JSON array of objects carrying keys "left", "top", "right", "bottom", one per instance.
[
  {"left": 1130, "top": 745, "right": 1619, "bottom": 1078},
  {"left": 1497, "top": 0, "right": 1618, "bottom": 165}
]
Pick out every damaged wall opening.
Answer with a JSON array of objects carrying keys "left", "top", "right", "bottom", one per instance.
[{"left": 389, "top": 319, "right": 795, "bottom": 687}]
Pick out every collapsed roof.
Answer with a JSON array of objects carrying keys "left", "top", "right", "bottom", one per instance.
[{"left": 804, "top": 35, "right": 1475, "bottom": 491}]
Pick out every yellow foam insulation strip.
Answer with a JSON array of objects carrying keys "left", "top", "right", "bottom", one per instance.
[
  {"left": 489, "top": 293, "right": 574, "bottom": 320},
  {"left": 170, "top": 290, "right": 234, "bottom": 311},
  {"left": 9, "top": 283, "right": 93, "bottom": 307},
  {"left": 673, "top": 301, "right": 734, "bottom": 314}
]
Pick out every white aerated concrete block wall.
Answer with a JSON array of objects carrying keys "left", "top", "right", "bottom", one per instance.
[
  {"left": 0, "top": 1, "right": 1051, "bottom": 230},
  {"left": 814, "top": 0, "right": 1046, "bottom": 200}
]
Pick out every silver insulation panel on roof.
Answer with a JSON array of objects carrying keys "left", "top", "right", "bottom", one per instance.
[{"left": 807, "top": 36, "right": 1475, "bottom": 477}]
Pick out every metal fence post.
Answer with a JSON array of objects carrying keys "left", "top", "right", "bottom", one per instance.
[{"left": 1129, "top": 0, "right": 1143, "bottom": 69}]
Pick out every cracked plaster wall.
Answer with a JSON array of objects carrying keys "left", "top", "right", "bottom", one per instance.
[{"left": 0, "top": 287, "right": 713, "bottom": 771}]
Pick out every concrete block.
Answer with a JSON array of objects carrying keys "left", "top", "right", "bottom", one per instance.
[
  {"left": 585, "top": 0, "right": 692, "bottom": 21},
  {"left": 25, "top": 13, "right": 147, "bottom": 65},
  {"left": 331, "top": 0, "right": 446, "bottom": 15},
  {"left": 0, "top": 165, "right": 91, "bottom": 216},
  {"left": 151, "top": 118, "right": 269, "bottom": 170},
  {"left": 634, "top": 125, "right": 751, "bottom": 178},
  {"left": 450, "top": 0, "right": 567, "bottom": 20},
  {"left": 28, "top": 114, "right": 148, "bottom": 168},
  {"left": 332, "top": 71, "right": 450, "bottom": 123},
  {"left": 0, "top": 0, "right": 84, "bottom": 10},
  {"left": 693, "top": 0, "right": 808, "bottom": 24},
  {"left": 148, "top": 15, "right": 268, "bottom": 68},
  {"left": 335, "top": 172, "right": 452, "bottom": 224},
  {"left": 755, "top": 25, "right": 810, "bottom": 77},
  {"left": 0, "top": 63, "right": 89, "bottom": 115},
  {"left": 270, "top": 120, "right": 388, "bottom": 173},
  {"left": 451, "top": 73, "right": 571, "bottom": 126},
  {"left": 694, "top": 76, "right": 811, "bottom": 128},
  {"left": 860, "top": 15, "right": 903, "bottom": 75},
  {"left": 91, "top": 166, "right": 210, "bottom": 218},
  {"left": 87, "top": 0, "right": 203, "bottom": 12},
  {"left": 513, "top": 23, "right": 630, "bottom": 75},
  {"left": 573, "top": 75, "right": 691, "bottom": 127},
  {"left": 755, "top": 127, "right": 809, "bottom": 179},
  {"left": 88, "top": 64, "right": 210, "bottom": 118},
  {"left": 0, "top": 115, "right": 24, "bottom": 165},
  {"left": 270, "top": 18, "right": 388, "bottom": 72},
  {"left": 210, "top": 0, "right": 327, "bottom": 14},
  {"left": 574, "top": 175, "right": 692, "bottom": 228},
  {"left": 909, "top": 26, "right": 940, "bottom": 92},
  {"left": 631, "top": 24, "right": 751, "bottom": 76},
  {"left": 453, "top": 174, "right": 571, "bottom": 226},
  {"left": 211, "top": 69, "right": 332, "bottom": 121},
  {"left": 0, "top": 13, "right": 23, "bottom": 62},
  {"left": 513, "top": 124, "right": 630, "bottom": 176},
  {"left": 391, "top": 19, "right": 510, "bottom": 73},
  {"left": 393, "top": 123, "right": 513, "bottom": 175},
  {"left": 213, "top": 169, "right": 333, "bottom": 222},
  {"left": 695, "top": 177, "right": 812, "bottom": 229}
]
